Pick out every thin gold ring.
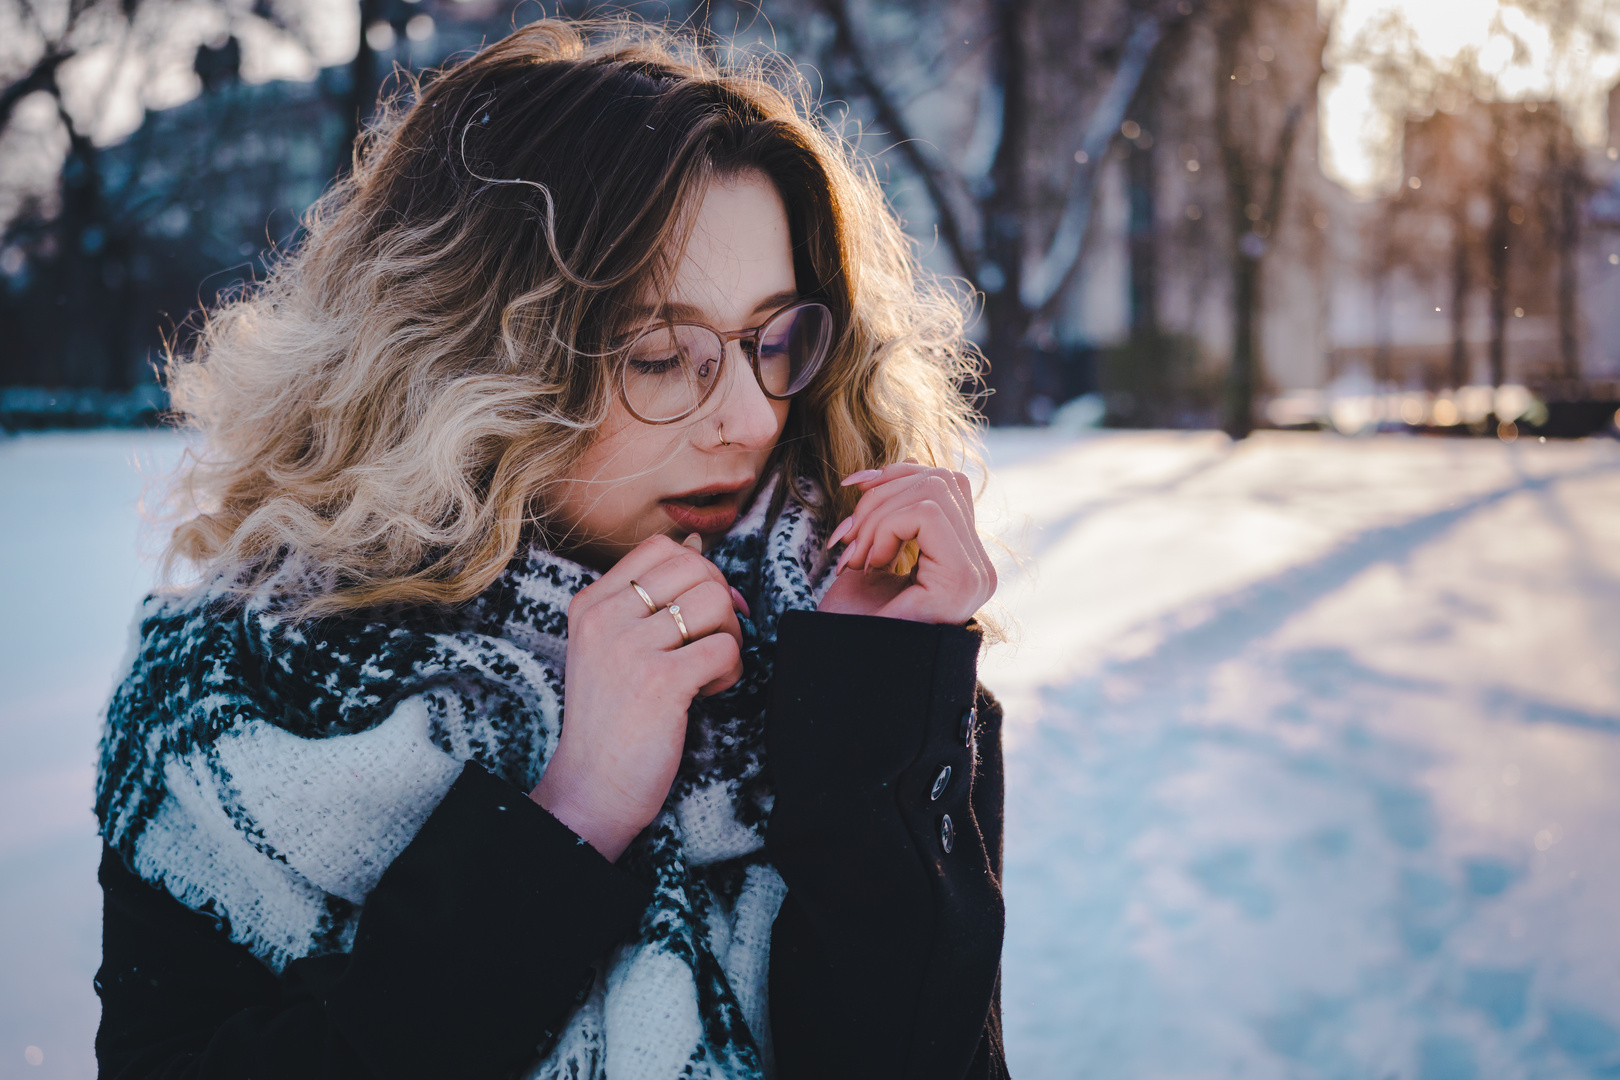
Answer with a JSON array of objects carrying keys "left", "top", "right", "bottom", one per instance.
[
  {"left": 667, "top": 603, "right": 691, "bottom": 646},
  {"left": 629, "top": 579, "right": 658, "bottom": 616}
]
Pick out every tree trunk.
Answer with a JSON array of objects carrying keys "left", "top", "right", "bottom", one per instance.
[
  {"left": 1486, "top": 203, "right": 1509, "bottom": 390},
  {"left": 55, "top": 110, "right": 123, "bottom": 388},
  {"left": 979, "top": 0, "right": 1033, "bottom": 426},
  {"left": 1449, "top": 209, "right": 1470, "bottom": 390},
  {"left": 1227, "top": 250, "right": 1259, "bottom": 436},
  {"left": 341, "top": 0, "right": 387, "bottom": 175},
  {"left": 1555, "top": 130, "right": 1581, "bottom": 382},
  {"left": 1486, "top": 110, "right": 1509, "bottom": 390},
  {"left": 1127, "top": 101, "right": 1159, "bottom": 340}
]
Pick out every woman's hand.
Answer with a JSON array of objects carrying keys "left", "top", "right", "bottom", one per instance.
[
  {"left": 531, "top": 533, "right": 746, "bottom": 862},
  {"left": 817, "top": 461, "right": 996, "bottom": 624}
]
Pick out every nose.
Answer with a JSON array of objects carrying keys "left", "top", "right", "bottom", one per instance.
[{"left": 703, "top": 340, "right": 780, "bottom": 448}]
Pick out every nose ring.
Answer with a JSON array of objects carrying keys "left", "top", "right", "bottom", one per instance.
[{"left": 718, "top": 423, "right": 731, "bottom": 447}]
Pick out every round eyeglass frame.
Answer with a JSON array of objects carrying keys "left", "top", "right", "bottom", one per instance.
[{"left": 614, "top": 300, "right": 835, "bottom": 425}]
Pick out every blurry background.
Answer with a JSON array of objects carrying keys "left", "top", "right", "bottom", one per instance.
[
  {"left": 3, "top": 1, "right": 1620, "bottom": 1078},
  {"left": 5, "top": 0, "right": 1620, "bottom": 434}
]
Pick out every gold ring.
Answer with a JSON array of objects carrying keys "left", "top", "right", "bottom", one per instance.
[
  {"left": 630, "top": 580, "right": 658, "bottom": 615},
  {"left": 667, "top": 603, "right": 691, "bottom": 646}
]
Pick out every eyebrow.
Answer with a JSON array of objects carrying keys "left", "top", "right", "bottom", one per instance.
[{"left": 627, "top": 289, "right": 804, "bottom": 327}]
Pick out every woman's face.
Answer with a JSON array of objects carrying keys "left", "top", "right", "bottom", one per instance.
[{"left": 551, "top": 171, "right": 797, "bottom": 569}]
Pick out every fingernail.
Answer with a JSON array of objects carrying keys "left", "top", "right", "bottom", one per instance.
[
  {"left": 728, "top": 585, "right": 751, "bottom": 618},
  {"left": 840, "top": 469, "right": 882, "bottom": 486},
  {"left": 826, "top": 516, "right": 854, "bottom": 548},
  {"left": 683, "top": 532, "right": 703, "bottom": 552},
  {"left": 903, "top": 455, "right": 919, "bottom": 464}
]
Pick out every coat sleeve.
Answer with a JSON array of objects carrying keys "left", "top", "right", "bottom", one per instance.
[
  {"left": 95, "top": 761, "right": 651, "bottom": 1080},
  {"left": 765, "top": 610, "right": 1010, "bottom": 1080}
]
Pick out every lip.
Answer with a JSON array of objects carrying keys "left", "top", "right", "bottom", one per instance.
[{"left": 661, "top": 480, "right": 754, "bottom": 535}]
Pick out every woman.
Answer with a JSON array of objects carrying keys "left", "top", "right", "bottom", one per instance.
[{"left": 94, "top": 17, "right": 1006, "bottom": 1080}]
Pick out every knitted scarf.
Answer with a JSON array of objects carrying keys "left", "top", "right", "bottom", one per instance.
[{"left": 95, "top": 476, "right": 831, "bottom": 1079}]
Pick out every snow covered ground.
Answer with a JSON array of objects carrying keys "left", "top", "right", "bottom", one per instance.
[{"left": 2, "top": 427, "right": 1618, "bottom": 1079}]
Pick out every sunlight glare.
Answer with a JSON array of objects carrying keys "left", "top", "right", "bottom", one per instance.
[{"left": 1320, "top": 0, "right": 1620, "bottom": 196}]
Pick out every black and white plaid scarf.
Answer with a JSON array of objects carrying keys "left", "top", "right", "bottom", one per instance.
[{"left": 95, "top": 476, "right": 830, "bottom": 1079}]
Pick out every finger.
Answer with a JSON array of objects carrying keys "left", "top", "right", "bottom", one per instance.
[
  {"left": 669, "top": 580, "right": 743, "bottom": 649},
  {"left": 833, "top": 471, "right": 935, "bottom": 559},
  {"left": 853, "top": 500, "right": 971, "bottom": 581},
  {"left": 685, "top": 632, "right": 745, "bottom": 697},
  {"left": 632, "top": 551, "right": 735, "bottom": 615},
  {"left": 840, "top": 468, "right": 972, "bottom": 532},
  {"left": 635, "top": 579, "right": 741, "bottom": 653},
  {"left": 874, "top": 519, "right": 992, "bottom": 625},
  {"left": 879, "top": 546, "right": 993, "bottom": 623},
  {"left": 828, "top": 467, "right": 966, "bottom": 551},
  {"left": 836, "top": 472, "right": 970, "bottom": 572},
  {"left": 840, "top": 460, "right": 931, "bottom": 492},
  {"left": 682, "top": 532, "right": 704, "bottom": 553},
  {"left": 578, "top": 533, "right": 691, "bottom": 606}
]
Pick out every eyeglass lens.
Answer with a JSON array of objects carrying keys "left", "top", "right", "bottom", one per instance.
[{"left": 621, "top": 303, "right": 832, "bottom": 423}]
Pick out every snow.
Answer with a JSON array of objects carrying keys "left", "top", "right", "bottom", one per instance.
[
  {"left": 979, "top": 430, "right": 1620, "bottom": 1079},
  {"left": 3, "top": 427, "right": 1619, "bottom": 1078}
]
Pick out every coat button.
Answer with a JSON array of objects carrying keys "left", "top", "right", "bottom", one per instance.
[
  {"left": 929, "top": 764, "right": 952, "bottom": 801},
  {"left": 939, "top": 814, "right": 955, "bottom": 853},
  {"left": 959, "top": 707, "right": 977, "bottom": 746}
]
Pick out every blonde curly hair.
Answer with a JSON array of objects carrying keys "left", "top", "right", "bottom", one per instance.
[{"left": 160, "top": 16, "right": 981, "bottom": 616}]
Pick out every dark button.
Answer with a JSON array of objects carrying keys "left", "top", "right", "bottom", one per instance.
[
  {"left": 959, "top": 706, "right": 977, "bottom": 746},
  {"left": 939, "top": 814, "right": 955, "bottom": 853},
  {"left": 929, "top": 764, "right": 952, "bottom": 801}
]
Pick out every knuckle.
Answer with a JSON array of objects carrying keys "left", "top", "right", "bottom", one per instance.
[
  {"left": 678, "top": 548, "right": 712, "bottom": 573},
  {"left": 687, "top": 580, "right": 724, "bottom": 610}
]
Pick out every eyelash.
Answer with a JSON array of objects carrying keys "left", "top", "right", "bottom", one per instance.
[{"left": 629, "top": 357, "right": 680, "bottom": 375}]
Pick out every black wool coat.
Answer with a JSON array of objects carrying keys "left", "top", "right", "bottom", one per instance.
[{"left": 95, "top": 610, "right": 1010, "bottom": 1080}]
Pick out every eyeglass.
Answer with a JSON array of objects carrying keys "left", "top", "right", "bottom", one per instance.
[{"left": 616, "top": 300, "right": 835, "bottom": 425}]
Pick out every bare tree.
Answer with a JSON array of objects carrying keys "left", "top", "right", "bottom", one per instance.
[
  {"left": 1544, "top": 104, "right": 1585, "bottom": 383},
  {"left": 1390, "top": 102, "right": 1491, "bottom": 389},
  {"left": 0, "top": 0, "right": 151, "bottom": 386},
  {"left": 804, "top": 0, "right": 1199, "bottom": 424},
  {"left": 1208, "top": 0, "right": 1327, "bottom": 437}
]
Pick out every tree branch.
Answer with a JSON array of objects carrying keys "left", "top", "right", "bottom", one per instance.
[
  {"left": 1261, "top": 101, "right": 1304, "bottom": 228},
  {"left": 1213, "top": 1, "right": 1254, "bottom": 246},
  {"left": 0, "top": 49, "right": 72, "bottom": 136},
  {"left": 1023, "top": 13, "right": 1167, "bottom": 312},
  {"left": 816, "top": 0, "right": 980, "bottom": 286},
  {"left": 1259, "top": 20, "right": 1326, "bottom": 244}
]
